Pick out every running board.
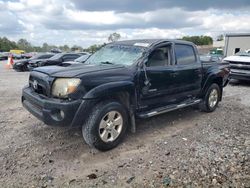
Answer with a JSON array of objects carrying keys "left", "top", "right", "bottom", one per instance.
[{"left": 137, "top": 99, "right": 201, "bottom": 118}]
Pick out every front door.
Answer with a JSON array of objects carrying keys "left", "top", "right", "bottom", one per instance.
[{"left": 138, "top": 44, "right": 179, "bottom": 110}]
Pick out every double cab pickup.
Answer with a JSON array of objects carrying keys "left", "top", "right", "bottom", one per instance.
[{"left": 22, "top": 39, "right": 230, "bottom": 150}]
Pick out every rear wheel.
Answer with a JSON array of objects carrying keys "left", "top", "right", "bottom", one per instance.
[
  {"left": 200, "top": 83, "right": 221, "bottom": 112},
  {"left": 82, "top": 100, "right": 128, "bottom": 151}
]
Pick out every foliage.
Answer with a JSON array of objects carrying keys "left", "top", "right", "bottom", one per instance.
[
  {"left": 216, "top": 34, "right": 224, "bottom": 41},
  {"left": 108, "top": 32, "right": 121, "bottom": 42},
  {"left": 85, "top": 43, "right": 106, "bottom": 53},
  {"left": 17, "top": 39, "right": 33, "bottom": 52},
  {"left": 181, "top": 35, "right": 213, "bottom": 45},
  {"left": 0, "top": 36, "right": 105, "bottom": 53},
  {"left": 0, "top": 37, "right": 18, "bottom": 52}
]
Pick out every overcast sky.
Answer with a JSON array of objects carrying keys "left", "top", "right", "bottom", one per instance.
[{"left": 0, "top": 0, "right": 250, "bottom": 47}]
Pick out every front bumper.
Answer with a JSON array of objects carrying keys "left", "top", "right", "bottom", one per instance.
[{"left": 22, "top": 86, "right": 85, "bottom": 127}]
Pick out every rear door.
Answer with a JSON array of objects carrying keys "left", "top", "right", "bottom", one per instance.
[{"left": 172, "top": 44, "right": 202, "bottom": 100}]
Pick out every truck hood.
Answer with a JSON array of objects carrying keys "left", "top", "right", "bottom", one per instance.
[
  {"left": 33, "top": 64, "right": 129, "bottom": 78},
  {"left": 223, "top": 55, "right": 250, "bottom": 63}
]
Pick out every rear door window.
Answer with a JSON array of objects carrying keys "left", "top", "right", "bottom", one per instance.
[
  {"left": 175, "top": 44, "right": 196, "bottom": 65},
  {"left": 63, "top": 54, "right": 80, "bottom": 61}
]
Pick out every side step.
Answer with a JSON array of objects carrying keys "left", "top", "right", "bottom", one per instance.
[{"left": 137, "top": 99, "right": 201, "bottom": 118}]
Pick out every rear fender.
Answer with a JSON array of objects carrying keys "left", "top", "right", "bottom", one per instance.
[{"left": 201, "top": 73, "right": 223, "bottom": 100}]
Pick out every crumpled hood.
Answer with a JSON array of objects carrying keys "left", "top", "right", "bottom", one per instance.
[{"left": 33, "top": 64, "right": 129, "bottom": 78}]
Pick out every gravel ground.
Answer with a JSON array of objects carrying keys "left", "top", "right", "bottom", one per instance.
[{"left": 0, "top": 61, "right": 249, "bottom": 187}]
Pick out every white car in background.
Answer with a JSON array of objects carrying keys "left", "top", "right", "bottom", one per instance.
[{"left": 223, "top": 50, "right": 250, "bottom": 81}]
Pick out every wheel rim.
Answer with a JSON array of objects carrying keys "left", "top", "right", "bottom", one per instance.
[
  {"left": 208, "top": 89, "right": 218, "bottom": 108},
  {"left": 99, "top": 111, "right": 123, "bottom": 143}
]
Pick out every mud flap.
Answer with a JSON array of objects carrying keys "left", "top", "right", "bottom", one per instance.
[{"left": 129, "top": 107, "right": 136, "bottom": 133}]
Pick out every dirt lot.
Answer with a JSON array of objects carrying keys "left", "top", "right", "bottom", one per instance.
[{"left": 0, "top": 60, "right": 249, "bottom": 187}]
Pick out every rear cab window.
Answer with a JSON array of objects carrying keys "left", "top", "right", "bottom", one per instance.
[{"left": 175, "top": 44, "right": 196, "bottom": 65}]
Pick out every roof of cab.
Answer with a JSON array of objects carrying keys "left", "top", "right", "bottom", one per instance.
[{"left": 109, "top": 39, "right": 194, "bottom": 47}]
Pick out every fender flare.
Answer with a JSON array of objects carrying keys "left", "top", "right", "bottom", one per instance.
[
  {"left": 201, "top": 73, "right": 223, "bottom": 98},
  {"left": 83, "top": 81, "right": 136, "bottom": 99},
  {"left": 71, "top": 81, "right": 137, "bottom": 130}
]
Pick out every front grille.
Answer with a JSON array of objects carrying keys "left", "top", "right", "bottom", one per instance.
[
  {"left": 29, "top": 72, "right": 53, "bottom": 96},
  {"left": 229, "top": 61, "right": 250, "bottom": 71}
]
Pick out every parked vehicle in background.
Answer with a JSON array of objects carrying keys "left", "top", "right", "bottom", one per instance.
[
  {"left": 0, "top": 52, "right": 22, "bottom": 60},
  {"left": 200, "top": 54, "right": 222, "bottom": 63},
  {"left": 13, "top": 53, "right": 54, "bottom": 72},
  {"left": 210, "top": 48, "right": 223, "bottom": 55},
  {"left": 10, "top": 49, "right": 25, "bottom": 55},
  {"left": 12, "top": 53, "right": 23, "bottom": 59},
  {"left": 50, "top": 48, "right": 62, "bottom": 53},
  {"left": 223, "top": 50, "right": 250, "bottom": 81},
  {"left": 27, "top": 53, "right": 81, "bottom": 70},
  {"left": 60, "top": 53, "right": 91, "bottom": 67},
  {"left": 21, "top": 52, "right": 37, "bottom": 59},
  {"left": 0, "top": 52, "right": 9, "bottom": 60},
  {"left": 22, "top": 39, "right": 230, "bottom": 151}
]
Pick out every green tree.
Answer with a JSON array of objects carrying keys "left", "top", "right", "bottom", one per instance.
[
  {"left": 0, "top": 37, "right": 18, "bottom": 52},
  {"left": 42, "top": 43, "right": 49, "bottom": 52},
  {"left": 59, "top": 45, "right": 70, "bottom": 52},
  {"left": 216, "top": 34, "right": 224, "bottom": 41},
  {"left": 85, "top": 43, "right": 106, "bottom": 53},
  {"left": 108, "top": 32, "right": 121, "bottom": 42},
  {"left": 71, "top": 45, "right": 83, "bottom": 52},
  {"left": 17, "top": 38, "right": 33, "bottom": 52},
  {"left": 182, "top": 35, "right": 213, "bottom": 45}
]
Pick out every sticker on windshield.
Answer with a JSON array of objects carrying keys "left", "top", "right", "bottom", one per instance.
[{"left": 134, "top": 43, "right": 150, "bottom": 47}]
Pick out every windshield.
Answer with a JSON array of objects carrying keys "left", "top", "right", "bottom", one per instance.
[
  {"left": 235, "top": 51, "right": 250, "bottom": 57},
  {"left": 49, "top": 53, "right": 63, "bottom": 60},
  {"left": 85, "top": 45, "right": 144, "bottom": 66},
  {"left": 75, "top": 54, "right": 90, "bottom": 63}
]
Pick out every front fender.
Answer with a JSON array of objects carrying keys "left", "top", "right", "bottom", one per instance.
[
  {"left": 70, "top": 81, "right": 136, "bottom": 128},
  {"left": 83, "top": 81, "right": 135, "bottom": 99}
]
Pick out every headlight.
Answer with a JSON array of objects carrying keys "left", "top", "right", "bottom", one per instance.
[{"left": 52, "top": 78, "right": 81, "bottom": 98}]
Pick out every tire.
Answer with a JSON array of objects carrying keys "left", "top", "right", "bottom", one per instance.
[
  {"left": 199, "top": 83, "right": 221, "bottom": 112},
  {"left": 82, "top": 100, "right": 128, "bottom": 151}
]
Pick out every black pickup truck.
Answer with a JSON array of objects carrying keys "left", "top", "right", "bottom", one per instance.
[{"left": 22, "top": 39, "right": 230, "bottom": 150}]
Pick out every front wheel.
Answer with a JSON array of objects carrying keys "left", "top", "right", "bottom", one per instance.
[
  {"left": 200, "top": 83, "right": 221, "bottom": 112},
  {"left": 82, "top": 101, "right": 128, "bottom": 151}
]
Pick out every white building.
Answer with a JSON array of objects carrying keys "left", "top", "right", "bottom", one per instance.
[{"left": 224, "top": 33, "right": 250, "bottom": 57}]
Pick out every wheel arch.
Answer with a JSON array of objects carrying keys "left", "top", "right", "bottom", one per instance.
[
  {"left": 201, "top": 74, "right": 223, "bottom": 101},
  {"left": 72, "top": 81, "right": 137, "bottom": 132}
]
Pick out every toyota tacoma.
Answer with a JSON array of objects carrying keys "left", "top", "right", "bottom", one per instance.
[{"left": 22, "top": 39, "right": 230, "bottom": 151}]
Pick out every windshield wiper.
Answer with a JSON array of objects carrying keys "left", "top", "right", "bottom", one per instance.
[{"left": 99, "top": 61, "right": 114, "bottom": 65}]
